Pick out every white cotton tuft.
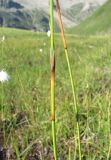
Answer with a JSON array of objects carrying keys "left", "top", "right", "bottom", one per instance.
[
  {"left": 0, "top": 70, "right": 10, "bottom": 83},
  {"left": 39, "top": 49, "right": 43, "bottom": 52},
  {"left": 47, "top": 30, "right": 51, "bottom": 37},
  {"left": 43, "top": 42, "right": 46, "bottom": 46},
  {"left": 1, "top": 36, "right": 5, "bottom": 42}
]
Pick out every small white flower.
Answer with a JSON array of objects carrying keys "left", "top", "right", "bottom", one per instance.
[
  {"left": 43, "top": 42, "right": 46, "bottom": 46},
  {"left": 0, "top": 70, "right": 10, "bottom": 83},
  {"left": 39, "top": 49, "right": 43, "bottom": 53},
  {"left": 1, "top": 36, "right": 5, "bottom": 42},
  {"left": 47, "top": 30, "right": 51, "bottom": 37}
]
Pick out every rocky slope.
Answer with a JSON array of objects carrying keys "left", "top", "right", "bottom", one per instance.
[{"left": 0, "top": 0, "right": 107, "bottom": 31}]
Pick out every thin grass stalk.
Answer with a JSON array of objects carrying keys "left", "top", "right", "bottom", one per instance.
[
  {"left": 55, "top": 0, "right": 82, "bottom": 159},
  {"left": 74, "top": 138, "right": 77, "bottom": 160},
  {"left": 1, "top": 83, "right": 4, "bottom": 119},
  {"left": 107, "top": 91, "right": 111, "bottom": 160},
  {"left": 68, "top": 147, "right": 71, "bottom": 160},
  {"left": 50, "top": 0, "right": 57, "bottom": 159}
]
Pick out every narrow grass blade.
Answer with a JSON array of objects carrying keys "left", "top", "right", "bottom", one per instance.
[
  {"left": 55, "top": 0, "right": 82, "bottom": 159},
  {"left": 50, "top": 0, "right": 57, "bottom": 159}
]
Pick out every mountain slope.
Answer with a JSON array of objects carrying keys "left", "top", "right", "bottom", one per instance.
[
  {"left": 0, "top": 0, "right": 107, "bottom": 31},
  {"left": 69, "top": 0, "right": 111, "bottom": 35}
]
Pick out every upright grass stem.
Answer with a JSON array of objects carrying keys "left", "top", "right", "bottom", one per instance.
[
  {"left": 107, "top": 92, "right": 111, "bottom": 160},
  {"left": 55, "top": 0, "right": 82, "bottom": 159},
  {"left": 50, "top": 0, "right": 57, "bottom": 159}
]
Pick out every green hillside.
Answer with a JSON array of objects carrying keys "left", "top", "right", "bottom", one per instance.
[{"left": 69, "top": 0, "right": 111, "bottom": 35}]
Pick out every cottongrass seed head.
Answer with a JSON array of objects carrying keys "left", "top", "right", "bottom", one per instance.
[
  {"left": 1, "top": 36, "right": 5, "bottom": 42},
  {"left": 47, "top": 30, "right": 51, "bottom": 37},
  {"left": 39, "top": 49, "right": 43, "bottom": 53},
  {"left": 43, "top": 42, "right": 46, "bottom": 46},
  {"left": 0, "top": 70, "right": 10, "bottom": 83}
]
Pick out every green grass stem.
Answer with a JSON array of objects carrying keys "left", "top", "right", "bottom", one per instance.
[
  {"left": 50, "top": 0, "right": 57, "bottom": 159},
  {"left": 55, "top": 0, "right": 82, "bottom": 159}
]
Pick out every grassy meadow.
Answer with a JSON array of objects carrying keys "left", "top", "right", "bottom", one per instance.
[{"left": 0, "top": 27, "right": 111, "bottom": 159}]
